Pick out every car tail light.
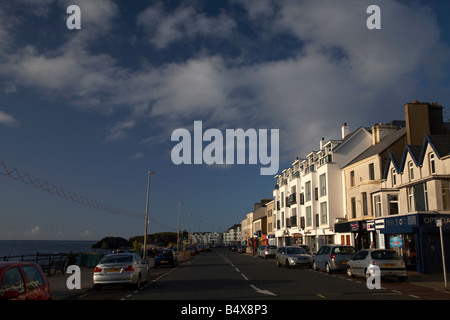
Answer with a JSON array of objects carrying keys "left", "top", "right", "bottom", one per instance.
[
  {"left": 123, "top": 265, "right": 134, "bottom": 272},
  {"left": 94, "top": 267, "right": 102, "bottom": 273},
  {"left": 265, "top": 249, "right": 269, "bottom": 252},
  {"left": 330, "top": 253, "right": 335, "bottom": 261}
]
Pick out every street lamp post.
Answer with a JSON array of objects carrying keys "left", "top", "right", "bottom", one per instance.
[
  {"left": 143, "top": 171, "right": 155, "bottom": 261},
  {"left": 177, "top": 202, "right": 183, "bottom": 254},
  {"left": 436, "top": 219, "right": 448, "bottom": 290},
  {"left": 188, "top": 213, "right": 192, "bottom": 246}
]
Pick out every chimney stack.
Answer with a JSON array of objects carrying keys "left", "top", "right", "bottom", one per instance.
[
  {"left": 341, "top": 123, "right": 349, "bottom": 139},
  {"left": 405, "top": 101, "right": 445, "bottom": 145}
]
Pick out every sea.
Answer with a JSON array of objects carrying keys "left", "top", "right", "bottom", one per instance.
[{"left": 0, "top": 240, "right": 98, "bottom": 260}]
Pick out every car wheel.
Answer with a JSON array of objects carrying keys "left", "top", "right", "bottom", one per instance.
[
  {"left": 285, "top": 259, "right": 290, "bottom": 268},
  {"left": 276, "top": 258, "right": 281, "bottom": 267},
  {"left": 325, "top": 263, "right": 332, "bottom": 274},
  {"left": 135, "top": 274, "right": 141, "bottom": 289},
  {"left": 347, "top": 266, "right": 354, "bottom": 278}
]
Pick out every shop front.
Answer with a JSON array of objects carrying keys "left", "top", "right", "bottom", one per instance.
[
  {"left": 375, "top": 214, "right": 450, "bottom": 274},
  {"left": 334, "top": 220, "right": 375, "bottom": 251}
]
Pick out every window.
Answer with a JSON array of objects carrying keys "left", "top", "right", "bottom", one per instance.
[
  {"left": 306, "top": 206, "right": 312, "bottom": 227},
  {"left": 281, "top": 212, "right": 285, "bottom": 227},
  {"left": 362, "top": 192, "right": 368, "bottom": 216},
  {"left": 305, "top": 181, "right": 311, "bottom": 201},
  {"left": 369, "top": 163, "right": 375, "bottom": 180},
  {"left": 408, "top": 183, "right": 429, "bottom": 212},
  {"left": 391, "top": 168, "right": 397, "bottom": 186},
  {"left": 408, "top": 187, "right": 414, "bottom": 211},
  {"left": 388, "top": 194, "right": 399, "bottom": 215},
  {"left": 320, "top": 202, "right": 327, "bottom": 224},
  {"left": 442, "top": 180, "right": 450, "bottom": 210},
  {"left": 319, "top": 173, "right": 327, "bottom": 196},
  {"left": 409, "top": 161, "right": 415, "bottom": 180},
  {"left": 373, "top": 195, "right": 382, "bottom": 217},
  {"left": 351, "top": 197, "right": 356, "bottom": 219},
  {"left": 281, "top": 192, "right": 284, "bottom": 207},
  {"left": 350, "top": 170, "right": 355, "bottom": 187},
  {"left": 22, "top": 265, "right": 44, "bottom": 290},
  {"left": 429, "top": 153, "right": 436, "bottom": 174},
  {"left": 0, "top": 267, "right": 25, "bottom": 296}
]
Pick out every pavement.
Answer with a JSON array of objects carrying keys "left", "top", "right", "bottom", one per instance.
[{"left": 47, "top": 261, "right": 450, "bottom": 300}]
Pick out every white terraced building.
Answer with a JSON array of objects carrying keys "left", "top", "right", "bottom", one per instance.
[{"left": 273, "top": 123, "right": 374, "bottom": 252}]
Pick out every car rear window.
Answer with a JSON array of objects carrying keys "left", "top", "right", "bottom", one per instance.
[
  {"left": 371, "top": 250, "right": 400, "bottom": 260},
  {"left": 267, "top": 246, "right": 276, "bottom": 249},
  {"left": 286, "top": 247, "right": 306, "bottom": 254},
  {"left": 101, "top": 255, "right": 133, "bottom": 263},
  {"left": 157, "top": 250, "right": 173, "bottom": 256},
  {"left": 332, "top": 246, "right": 356, "bottom": 254}
]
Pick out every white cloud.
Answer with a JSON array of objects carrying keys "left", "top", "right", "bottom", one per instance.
[
  {"left": 128, "top": 153, "right": 144, "bottom": 160},
  {"left": 0, "top": 0, "right": 448, "bottom": 159},
  {"left": 80, "top": 230, "right": 92, "bottom": 237},
  {"left": 0, "top": 111, "right": 19, "bottom": 127},
  {"left": 25, "top": 226, "right": 42, "bottom": 237},
  {"left": 137, "top": 4, "right": 236, "bottom": 49}
]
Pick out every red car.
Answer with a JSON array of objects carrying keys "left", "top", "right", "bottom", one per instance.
[{"left": 0, "top": 261, "right": 51, "bottom": 300}]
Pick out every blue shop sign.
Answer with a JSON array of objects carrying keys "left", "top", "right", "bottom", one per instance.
[{"left": 377, "top": 215, "right": 418, "bottom": 234}]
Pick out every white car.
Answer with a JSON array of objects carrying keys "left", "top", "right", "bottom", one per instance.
[
  {"left": 93, "top": 253, "right": 149, "bottom": 289},
  {"left": 346, "top": 249, "right": 407, "bottom": 282}
]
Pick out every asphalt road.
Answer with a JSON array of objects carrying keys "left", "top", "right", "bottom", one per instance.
[
  {"left": 69, "top": 248, "right": 450, "bottom": 318},
  {"left": 77, "top": 248, "right": 424, "bottom": 301}
]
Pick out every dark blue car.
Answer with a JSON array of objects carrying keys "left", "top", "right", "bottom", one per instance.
[{"left": 154, "top": 249, "right": 177, "bottom": 268}]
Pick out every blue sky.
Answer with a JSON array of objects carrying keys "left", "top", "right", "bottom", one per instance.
[{"left": 0, "top": 0, "right": 449, "bottom": 241}]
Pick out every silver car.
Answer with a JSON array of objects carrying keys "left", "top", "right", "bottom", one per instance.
[
  {"left": 260, "top": 245, "right": 277, "bottom": 259},
  {"left": 347, "top": 249, "right": 408, "bottom": 282},
  {"left": 276, "top": 246, "right": 313, "bottom": 268},
  {"left": 93, "top": 253, "right": 149, "bottom": 289},
  {"left": 313, "top": 244, "right": 356, "bottom": 273}
]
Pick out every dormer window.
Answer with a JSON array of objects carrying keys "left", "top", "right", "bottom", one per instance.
[
  {"left": 409, "top": 161, "right": 414, "bottom": 180},
  {"left": 391, "top": 168, "right": 397, "bottom": 186},
  {"left": 429, "top": 153, "right": 436, "bottom": 174}
]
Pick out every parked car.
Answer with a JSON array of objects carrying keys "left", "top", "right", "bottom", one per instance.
[
  {"left": 294, "top": 244, "right": 311, "bottom": 254},
  {"left": 93, "top": 253, "right": 149, "bottom": 289},
  {"left": 276, "top": 246, "right": 313, "bottom": 268},
  {"left": 258, "top": 245, "right": 277, "bottom": 259},
  {"left": 186, "top": 247, "right": 197, "bottom": 256},
  {"left": 230, "top": 245, "right": 238, "bottom": 252},
  {"left": 256, "top": 245, "right": 266, "bottom": 258},
  {"left": 0, "top": 261, "right": 51, "bottom": 300},
  {"left": 154, "top": 249, "right": 178, "bottom": 268},
  {"left": 313, "top": 244, "right": 356, "bottom": 273},
  {"left": 238, "top": 246, "right": 247, "bottom": 253},
  {"left": 346, "top": 249, "right": 408, "bottom": 282}
]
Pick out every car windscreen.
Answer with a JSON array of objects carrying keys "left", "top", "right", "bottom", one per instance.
[
  {"left": 371, "top": 250, "right": 400, "bottom": 260},
  {"left": 332, "top": 246, "right": 356, "bottom": 254},
  {"left": 286, "top": 247, "right": 306, "bottom": 254},
  {"left": 101, "top": 255, "right": 133, "bottom": 264},
  {"left": 267, "top": 246, "right": 277, "bottom": 249}
]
